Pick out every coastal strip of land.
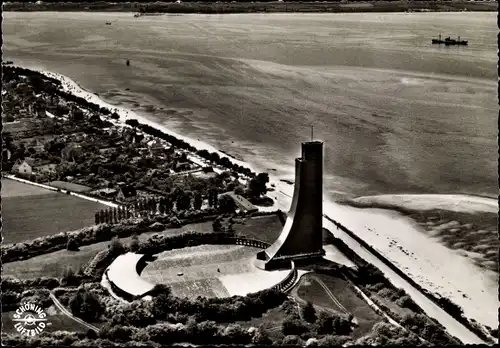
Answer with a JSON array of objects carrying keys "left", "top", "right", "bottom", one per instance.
[
  {"left": 3, "top": 1, "right": 497, "bottom": 14},
  {"left": 4, "top": 63, "right": 495, "bottom": 343},
  {"left": 30, "top": 66, "right": 496, "bottom": 342}
]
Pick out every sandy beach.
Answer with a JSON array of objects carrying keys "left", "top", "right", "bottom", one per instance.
[{"left": 37, "top": 68, "right": 497, "bottom": 333}]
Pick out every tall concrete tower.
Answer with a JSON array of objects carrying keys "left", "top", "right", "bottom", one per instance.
[{"left": 256, "top": 141, "right": 325, "bottom": 270}]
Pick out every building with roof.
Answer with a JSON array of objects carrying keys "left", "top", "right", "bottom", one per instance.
[
  {"left": 117, "top": 185, "right": 137, "bottom": 202},
  {"left": 13, "top": 158, "right": 34, "bottom": 175}
]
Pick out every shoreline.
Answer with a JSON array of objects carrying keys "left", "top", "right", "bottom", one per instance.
[
  {"left": 21, "top": 65, "right": 498, "bottom": 330},
  {"left": 3, "top": 1, "right": 497, "bottom": 14}
]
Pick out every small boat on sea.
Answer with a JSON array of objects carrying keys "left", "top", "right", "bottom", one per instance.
[
  {"left": 432, "top": 34, "right": 468, "bottom": 46},
  {"left": 106, "top": 22, "right": 112, "bottom": 25}
]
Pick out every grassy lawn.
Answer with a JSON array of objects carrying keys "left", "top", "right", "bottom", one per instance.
[
  {"left": 2, "top": 241, "right": 111, "bottom": 279},
  {"left": 1, "top": 178, "right": 52, "bottom": 198},
  {"left": 308, "top": 273, "right": 383, "bottom": 339},
  {"left": 2, "top": 191, "right": 107, "bottom": 244},
  {"left": 2, "top": 305, "right": 88, "bottom": 334},
  {"left": 233, "top": 215, "right": 283, "bottom": 244},
  {"left": 296, "top": 275, "right": 345, "bottom": 313},
  {"left": 371, "top": 293, "right": 414, "bottom": 319},
  {"left": 235, "top": 306, "right": 290, "bottom": 341}
]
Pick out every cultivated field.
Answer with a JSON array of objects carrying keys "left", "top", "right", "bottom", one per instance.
[
  {"left": 294, "top": 273, "right": 383, "bottom": 338},
  {"left": 1, "top": 178, "right": 51, "bottom": 198},
  {"left": 2, "top": 180, "right": 107, "bottom": 244}
]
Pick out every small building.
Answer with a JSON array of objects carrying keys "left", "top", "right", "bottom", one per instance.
[
  {"left": 13, "top": 158, "right": 35, "bottom": 175},
  {"left": 117, "top": 186, "right": 137, "bottom": 202},
  {"left": 148, "top": 139, "right": 165, "bottom": 157},
  {"left": 92, "top": 188, "right": 118, "bottom": 198},
  {"left": 219, "top": 191, "right": 258, "bottom": 214}
]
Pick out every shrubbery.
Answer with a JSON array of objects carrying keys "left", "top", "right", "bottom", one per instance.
[{"left": 69, "top": 288, "right": 105, "bottom": 322}]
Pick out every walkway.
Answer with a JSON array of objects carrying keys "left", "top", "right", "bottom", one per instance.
[{"left": 49, "top": 292, "right": 99, "bottom": 333}]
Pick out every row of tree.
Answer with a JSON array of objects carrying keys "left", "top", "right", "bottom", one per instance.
[{"left": 94, "top": 206, "right": 133, "bottom": 225}]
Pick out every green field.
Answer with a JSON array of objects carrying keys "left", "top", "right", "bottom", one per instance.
[
  {"left": 233, "top": 215, "right": 283, "bottom": 244},
  {"left": 2, "top": 241, "right": 111, "bottom": 279},
  {"left": 2, "top": 180, "right": 108, "bottom": 244},
  {"left": 295, "top": 273, "right": 383, "bottom": 338},
  {"left": 297, "top": 276, "right": 345, "bottom": 314},
  {"left": 2, "top": 178, "right": 51, "bottom": 198}
]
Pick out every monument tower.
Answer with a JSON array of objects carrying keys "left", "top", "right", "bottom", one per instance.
[{"left": 256, "top": 139, "right": 325, "bottom": 270}]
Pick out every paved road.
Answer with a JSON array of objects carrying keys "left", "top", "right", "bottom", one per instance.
[{"left": 49, "top": 292, "right": 100, "bottom": 333}]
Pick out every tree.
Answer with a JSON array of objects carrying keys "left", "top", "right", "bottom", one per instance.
[
  {"left": 248, "top": 172, "right": 269, "bottom": 198},
  {"left": 218, "top": 195, "right": 236, "bottom": 214},
  {"left": 67, "top": 238, "right": 79, "bottom": 251},
  {"left": 316, "top": 311, "right": 334, "bottom": 335},
  {"left": 94, "top": 212, "right": 100, "bottom": 225},
  {"left": 129, "top": 234, "right": 140, "bottom": 252},
  {"left": 234, "top": 186, "right": 245, "bottom": 196},
  {"left": 109, "top": 237, "right": 125, "bottom": 256},
  {"left": 69, "top": 289, "right": 104, "bottom": 322},
  {"left": 193, "top": 192, "right": 203, "bottom": 210},
  {"left": 212, "top": 218, "right": 222, "bottom": 232},
  {"left": 282, "top": 335, "right": 304, "bottom": 345},
  {"left": 302, "top": 301, "right": 317, "bottom": 324},
  {"left": 282, "top": 316, "right": 309, "bottom": 336},
  {"left": 61, "top": 267, "right": 78, "bottom": 286}
]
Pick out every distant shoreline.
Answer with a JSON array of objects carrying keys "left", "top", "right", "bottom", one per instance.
[{"left": 3, "top": 1, "right": 497, "bottom": 14}]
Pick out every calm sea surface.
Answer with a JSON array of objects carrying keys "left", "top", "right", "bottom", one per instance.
[{"left": 3, "top": 12, "right": 497, "bottom": 199}]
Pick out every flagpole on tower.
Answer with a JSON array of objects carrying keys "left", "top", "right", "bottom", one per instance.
[{"left": 311, "top": 125, "right": 314, "bottom": 142}]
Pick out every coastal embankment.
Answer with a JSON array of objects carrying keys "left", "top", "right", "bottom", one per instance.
[
  {"left": 4, "top": 1, "right": 497, "bottom": 13},
  {"left": 33, "top": 67, "right": 495, "bottom": 342}
]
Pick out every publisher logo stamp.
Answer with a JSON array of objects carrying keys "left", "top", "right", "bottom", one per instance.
[{"left": 12, "top": 303, "right": 49, "bottom": 336}]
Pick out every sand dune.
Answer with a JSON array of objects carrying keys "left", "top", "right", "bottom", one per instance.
[{"left": 352, "top": 194, "right": 498, "bottom": 213}]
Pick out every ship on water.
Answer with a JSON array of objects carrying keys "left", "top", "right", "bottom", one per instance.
[{"left": 432, "top": 34, "right": 468, "bottom": 46}]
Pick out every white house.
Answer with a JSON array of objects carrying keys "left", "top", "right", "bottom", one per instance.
[{"left": 13, "top": 159, "right": 34, "bottom": 175}]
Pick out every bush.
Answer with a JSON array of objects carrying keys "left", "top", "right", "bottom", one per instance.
[
  {"left": 301, "top": 301, "right": 317, "bottom": 323},
  {"left": 109, "top": 236, "right": 125, "bottom": 256},
  {"left": 66, "top": 238, "right": 79, "bottom": 251},
  {"left": 317, "top": 335, "right": 351, "bottom": 346},
  {"left": 282, "top": 335, "right": 304, "bottom": 345},
  {"left": 69, "top": 288, "right": 105, "bottom": 322},
  {"left": 282, "top": 316, "right": 309, "bottom": 336}
]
